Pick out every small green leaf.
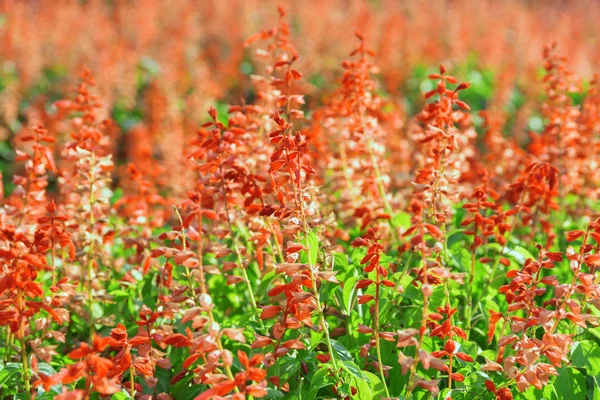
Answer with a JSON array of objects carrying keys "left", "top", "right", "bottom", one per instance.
[
  {"left": 341, "top": 361, "right": 364, "bottom": 379},
  {"left": 109, "top": 289, "right": 130, "bottom": 298},
  {"left": 111, "top": 391, "right": 133, "bottom": 400},
  {"left": 343, "top": 277, "right": 359, "bottom": 315},
  {"left": 331, "top": 340, "right": 353, "bottom": 361},
  {"left": 264, "top": 387, "right": 285, "bottom": 399},
  {"left": 309, "top": 366, "right": 334, "bottom": 398},
  {"left": 36, "top": 363, "right": 57, "bottom": 376},
  {"left": 483, "top": 243, "right": 536, "bottom": 265},
  {"left": 307, "top": 231, "right": 319, "bottom": 266},
  {"left": 130, "top": 268, "right": 143, "bottom": 281},
  {"left": 91, "top": 302, "right": 104, "bottom": 319}
]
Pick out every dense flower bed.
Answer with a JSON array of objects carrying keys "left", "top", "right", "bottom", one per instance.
[{"left": 1, "top": 3, "right": 600, "bottom": 400}]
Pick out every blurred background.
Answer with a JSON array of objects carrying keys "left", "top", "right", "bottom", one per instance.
[{"left": 0, "top": 0, "right": 598, "bottom": 192}]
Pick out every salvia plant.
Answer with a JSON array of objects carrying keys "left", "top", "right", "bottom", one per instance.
[{"left": 0, "top": 4, "right": 600, "bottom": 400}]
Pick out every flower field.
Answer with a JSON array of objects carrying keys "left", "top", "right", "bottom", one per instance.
[{"left": 1, "top": 1, "right": 600, "bottom": 399}]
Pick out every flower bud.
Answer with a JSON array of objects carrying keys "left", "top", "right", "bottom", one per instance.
[{"left": 421, "top": 284, "right": 433, "bottom": 297}]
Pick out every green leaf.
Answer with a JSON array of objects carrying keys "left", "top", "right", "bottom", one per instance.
[
  {"left": 584, "top": 327, "right": 600, "bottom": 344},
  {"left": 571, "top": 341, "right": 600, "bottom": 375},
  {"left": 352, "top": 376, "right": 372, "bottom": 400},
  {"left": 91, "top": 302, "right": 104, "bottom": 319},
  {"left": 341, "top": 361, "right": 364, "bottom": 379},
  {"left": 307, "top": 231, "right": 319, "bottom": 266},
  {"left": 0, "top": 363, "right": 21, "bottom": 386},
  {"left": 130, "top": 268, "right": 143, "bottom": 281},
  {"left": 283, "top": 387, "right": 309, "bottom": 400},
  {"left": 110, "top": 187, "right": 124, "bottom": 205},
  {"left": 109, "top": 289, "right": 131, "bottom": 298},
  {"left": 484, "top": 243, "right": 536, "bottom": 265},
  {"left": 277, "top": 355, "right": 301, "bottom": 381},
  {"left": 343, "top": 276, "right": 358, "bottom": 315},
  {"left": 171, "top": 373, "right": 205, "bottom": 400},
  {"left": 447, "top": 229, "right": 466, "bottom": 250},
  {"left": 518, "top": 384, "right": 556, "bottom": 400},
  {"left": 449, "top": 248, "right": 471, "bottom": 274},
  {"left": 362, "top": 371, "right": 386, "bottom": 398},
  {"left": 111, "top": 392, "right": 133, "bottom": 400},
  {"left": 36, "top": 362, "right": 57, "bottom": 376},
  {"left": 264, "top": 387, "right": 285, "bottom": 399},
  {"left": 333, "top": 252, "right": 348, "bottom": 271},
  {"left": 215, "top": 102, "right": 230, "bottom": 126},
  {"left": 542, "top": 382, "right": 558, "bottom": 400},
  {"left": 309, "top": 366, "right": 334, "bottom": 398},
  {"left": 555, "top": 367, "right": 585, "bottom": 400},
  {"left": 592, "top": 376, "right": 600, "bottom": 400},
  {"left": 508, "top": 245, "right": 536, "bottom": 264},
  {"left": 429, "top": 283, "right": 447, "bottom": 308},
  {"left": 392, "top": 212, "right": 411, "bottom": 230},
  {"left": 331, "top": 340, "right": 353, "bottom": 361}
]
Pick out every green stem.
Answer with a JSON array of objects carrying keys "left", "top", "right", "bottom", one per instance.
[
  {"left": 20, "top": 334, "right": 30, "bottom": 399},
  {"left": 219, "top": 165, "right": 263, "bottom": 327},
  {"left": 311, "top": 270, "right": 341, "bottom": 378},
  {"left": 5, "top": 331, "right": 13, "bottom": 362},
  {"left": 374, "top": 276, "right": 391, "bottom": 397},
  {"left": 18, "top": 290, "right": 30, "bottom": 399},
  {"left": 465, "top": 226, "right": 477, "bottom": 339},
  {"left": 404, "top": 294, "right": 429, "bottom": 399}
]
